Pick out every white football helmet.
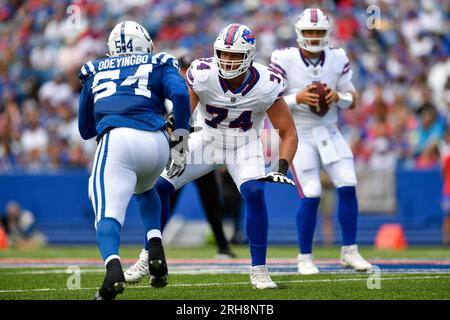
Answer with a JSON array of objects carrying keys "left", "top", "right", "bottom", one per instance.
[
  {"left": 295, "top": 8, "right": 331, "bottom": 53},
  {"left": 107, "top": 21, "right": 153, "bottom": 57},
  {"left": 213, "top": 24, "right": 256, "bottom": 79}
]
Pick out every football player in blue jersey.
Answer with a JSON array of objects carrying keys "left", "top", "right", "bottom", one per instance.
[{"left": 78, "top": 21, "right": 191, "bottom": 300}]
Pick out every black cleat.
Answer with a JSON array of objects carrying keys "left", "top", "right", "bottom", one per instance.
[
  {"left": 149, "top": 259, "right": 168, "bottom": 288},
  {"left": 93, "top": 281, "right": 125, "bottom": 300},
  {"left": 93, "top": 258, "right": 126, "bottom": 300},
  {"left": 215, "top": 247, "right": 237, "bottom": 259},
  {"left": 148, "top": 237, "right": 168, "bottom": 288}
]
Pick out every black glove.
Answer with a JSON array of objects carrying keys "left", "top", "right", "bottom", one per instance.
[
  {"left": 165, "top": 112, "right": 202, "bottom": 134},
  {"left": 258, "top": 159, "right": 295, "bottom": 186}
]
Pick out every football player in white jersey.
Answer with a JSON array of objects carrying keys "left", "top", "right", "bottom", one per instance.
[
  {"left": 270, "top": 8, "right": 372, "bottom": 274},
  {"left": 126, "top": 24, "right": 298, "bottom": 289}
]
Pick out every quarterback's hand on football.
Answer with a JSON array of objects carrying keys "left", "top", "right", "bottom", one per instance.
[
  {"left": 295, "top": 84, "right": 319, "bottom": 108},
  {"left": 257, "top": 159, "right": 295, "bottom": 186},
  {"left": 166, "top": 129, "right": 189, "bottom": 178},
  {"left": 324, "top": 86, "right": 339, "bottom": 105}
]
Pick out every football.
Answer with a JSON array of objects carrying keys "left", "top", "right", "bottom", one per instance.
[{"left": 309, "top": 81, "right": 330, "bottom": 117}]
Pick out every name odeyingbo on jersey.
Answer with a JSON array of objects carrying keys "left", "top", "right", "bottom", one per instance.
[
  {"left": 78, "top": 51, "right": 188, "bottom": 142},
  {"left": 97, "top": 54, "right": 150, "bottom": 70}
]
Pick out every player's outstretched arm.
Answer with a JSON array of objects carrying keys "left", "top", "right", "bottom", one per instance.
[
  {"left": 162, "top": 64, "right": 191, "bottom": 131},
  {"left": 78, "top": 83, "right": 97, "bottom": 140},
  {"left": 267, "top": 97, "right": 298, "bottom": 164},
  {"left": 188, "top": 85, "right": 199, "bottom": 113},
  {"left": 165, "top": 74, "right": 201, "bottom": 179},
  {"left": 258, "top": 97, "right": 298, "bottom": 186}
]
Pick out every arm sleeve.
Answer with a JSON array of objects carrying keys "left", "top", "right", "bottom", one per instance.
[
  {"left": 78, "top": 80, "right": 97, "bottom": 140},
  {"left": 337, "top": 51, "right": 354, "bottom": 92},
  {"left": 271, "top": 50, "right": 299, "bottom": 109},
  {"left": 338, "top": 80, "right": 356, "bottom": 93},
  {"left": 161, "top": 64, "right": 190, "bottom": 131},
  {"left": 270, "top": 50, "right": 288, "bottom": 79}
]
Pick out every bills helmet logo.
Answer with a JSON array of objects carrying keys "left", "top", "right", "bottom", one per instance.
[{"left": 242, "top": 29, "right": 255, "bottom": 44}]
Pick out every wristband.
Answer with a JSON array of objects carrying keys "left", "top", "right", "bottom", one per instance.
[
  {"left": 277, "top": 159, "right": 289, "bottom": 175},
  {"left": 337, "top": 92, "right": 353, "bottom": 109}
]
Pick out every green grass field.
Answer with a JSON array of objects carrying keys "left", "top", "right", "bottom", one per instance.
[{"left": 0, "top": 245, "right": 449, "bottom": 300}]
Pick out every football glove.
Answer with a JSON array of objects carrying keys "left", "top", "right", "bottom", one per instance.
[
  {"left": 258, "top": 172, "right": 295, "bottom": 186},
  {"left": 166, "top": 129, "right": 189, "bottom": 178},
  {"left": 165, "top": 112, "right": 175, "bottom": 135},
  {"left": 257, "top": 159, "right": 295, "bottom": 186},
  {"left": 165, "top": 112, "right": 202, "bottom": 134}
]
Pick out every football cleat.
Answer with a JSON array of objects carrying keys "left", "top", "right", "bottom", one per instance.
[
  {"left": 124, "top": 249, "right": 149, "bottom": 283},
  {"left": 149, "top": 259, "right": 168, "bottom": 288},
  {"left": 297, "top": 253, "right": 320, "bottom": 275},
  {"left": 94, "top": 258, "right": 126, "bottom": 300},
  {"left": 340, "top": 245, "right": 373, "bottom": 271},
  {"left": 249, "top": 265, "right": 278, "bottom": 289},
  {"left": 215, "top": 247, "right": 237, "bottom": 259},
  {"left": 148, "top": 238, "right": 169, "bottom": 288}
]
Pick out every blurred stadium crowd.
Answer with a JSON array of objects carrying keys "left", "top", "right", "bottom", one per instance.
[{"left": 0, "top": 0, "right": 449, "bottom": 172}]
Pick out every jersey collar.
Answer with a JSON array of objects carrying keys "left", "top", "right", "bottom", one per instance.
[
  {"left": 299, "top": 48, "right": 325, "bottom": 68},
  {"left": 219, "top": 65, "right": 260, "bottom": 96}
]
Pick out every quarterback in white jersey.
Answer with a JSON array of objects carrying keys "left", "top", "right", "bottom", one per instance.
[
  {"left": 271, "top": 8, "right": 372, "bottom": 274},
  {"left": 127, "top": 24, "right": 298, "bottom": 289}
]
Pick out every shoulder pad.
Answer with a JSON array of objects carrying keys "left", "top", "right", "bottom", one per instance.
[
  {"left": 326, "top": 47, "right": 351, "bottom": 75},
  {"left": 189, "top": 58, "right": 214, "bottom": 83},
  {"left": 152, "top": 52, "right": 179, "bottom": 70},
  {"left": 79, "top": 60, "right": 96, "bottom": 82},
  {"left": 254, "top": 63, "right": 286, "bottom": 103}
]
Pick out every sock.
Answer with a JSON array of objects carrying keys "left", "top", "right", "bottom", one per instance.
[
  {"left": 135, "top": 187, "right": 161, "bottom": 244},
  {"left": 240, "top": 180, "right": 268, "bottom": 266},
  {"left": 96, "top": 218, "right": 121, "bottom": 262},
  {"left": 337, "top": 186, "right": 358, "bottom": 246},
  {"left": 143, "top": 177, "right": 175, "bottom": 251},
  {"left": 296, "top": 197, "right": 320, "bottom": 254},
  {"left": 156, "top": 177, "right": 176, "bottom": 231},
  {"left": 148, "top": 236, "right": 165, "bottom": 260}
]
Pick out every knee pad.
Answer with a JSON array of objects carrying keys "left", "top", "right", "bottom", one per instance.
[
  {"left": 302, "top": 180, "right": 322, "bottom": 198},
  {"left": 96, "top": 217, "right": 122, "bottom": 234},
  {"left": 240, "top": 180, "right": 265, "bottom": 203},
  {"left": 336, "top": 168, "right": 357, "bottom": 188}
]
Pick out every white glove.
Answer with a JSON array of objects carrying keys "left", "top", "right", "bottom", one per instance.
[
  {"left": 257, "top": 172, "right": 295, "bottom": 186},
  {"left": 166, "top": 129, "right": 189, "bottom": 178}
]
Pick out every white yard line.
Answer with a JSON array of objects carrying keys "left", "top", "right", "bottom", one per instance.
[
  {"left": 2, "top": 267, "right": 450, "bottom": 276},
  {"left": 0, "top": 275, "right": 449, "bottom": 294}
]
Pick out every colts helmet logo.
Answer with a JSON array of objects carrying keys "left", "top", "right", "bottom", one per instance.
[{"left": 242, "top": 29, "right": 255, "bottom": 44}]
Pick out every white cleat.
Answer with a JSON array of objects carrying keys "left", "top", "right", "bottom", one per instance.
[
  {"left": 297, "top": 254, "right": 320, "bottom": 275},
  {"left": 124, "top": 249, "right": 149, "bottom": 283},
  {"left": 250, "top": 265, "right": 278, "bottom": 289},
  {"left": 340, "top": 245, "right": 373, "bottom": 271}
]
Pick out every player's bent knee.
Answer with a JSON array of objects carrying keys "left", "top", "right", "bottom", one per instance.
[
  {"left": 302, "top": 180, "right": 322, "bottom": 198},
  {"left": 240, "top": 180, "right": 265, "bottom": 202},
  {"left": 336, "top": 169, "right": 357, "bottom": 188},
  {"left": 155, "top": 176, "right": 176, "bottom": 196},
  {"left": 96, "top": 217, "right": 122, "bottom": 235}
]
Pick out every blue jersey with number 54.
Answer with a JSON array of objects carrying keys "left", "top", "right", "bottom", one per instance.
[{"left": 78, "top": 52, "right": 190, "bottom": 140}]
